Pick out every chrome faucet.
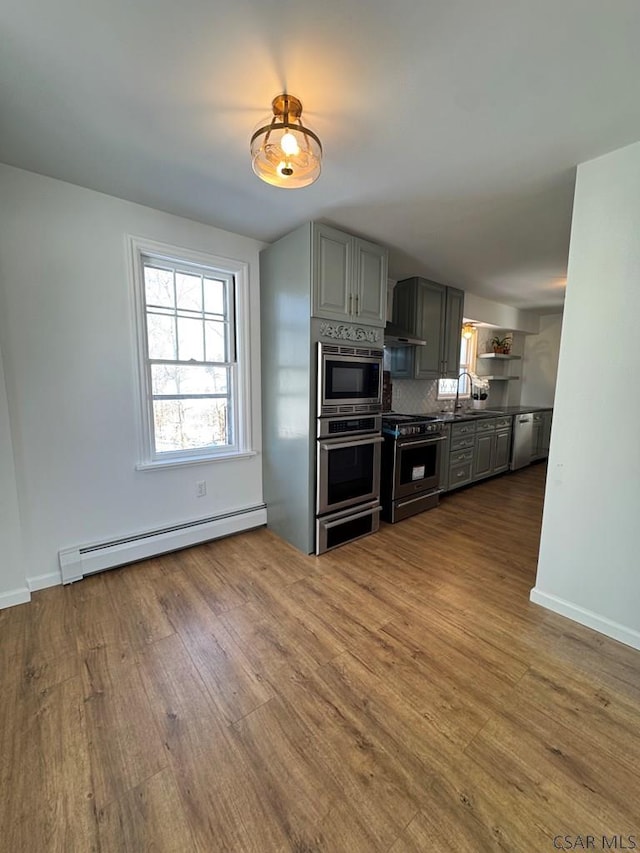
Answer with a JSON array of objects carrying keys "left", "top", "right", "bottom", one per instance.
[{"left": 454, "top": 371, "right": 474, "bottom": 410}]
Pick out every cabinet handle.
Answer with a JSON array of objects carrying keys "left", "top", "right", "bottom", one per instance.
[
  {"left": 349, "top": 294, "right": 353, "bottom": 314},
  {"left": 355, "top": 294, "right": 359, "bottom": 315}
]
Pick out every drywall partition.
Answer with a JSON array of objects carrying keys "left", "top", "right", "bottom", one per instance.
[
  {"left": 532, "top": 141, "right": 640, "bottom": 650},
  {"left": 0, "top": 344, "right": 26, "bottom": 606},
  {"left": 0, "top": 165, "right": 265, "bottom": 597},
  {"left": 521, "top": 313, "right": 563, "bottom": 407}
]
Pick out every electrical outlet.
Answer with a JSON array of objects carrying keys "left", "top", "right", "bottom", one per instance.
[{"left": 196, "top": 480, "right": 207, "bottom": 497}]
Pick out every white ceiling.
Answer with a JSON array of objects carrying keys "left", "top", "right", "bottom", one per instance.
[{"left": 2, "top": 0, "right": 640, "bottom": 310}]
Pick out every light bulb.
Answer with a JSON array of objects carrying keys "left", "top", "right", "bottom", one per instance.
[{"left": 280, "top": 131, "right": 300, "bottom": 157}]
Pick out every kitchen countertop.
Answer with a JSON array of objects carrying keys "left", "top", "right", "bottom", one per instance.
[{"left": 422, "top": 405, "right": 553, "bottom": 423}]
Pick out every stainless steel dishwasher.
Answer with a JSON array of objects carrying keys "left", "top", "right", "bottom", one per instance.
[{"left": 511, "top": 413, "right": 533, "bottom": 470}]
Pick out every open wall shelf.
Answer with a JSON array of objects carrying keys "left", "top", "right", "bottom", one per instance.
[{"left": 477, "top": 353, "right": 522, "bottom": 360}]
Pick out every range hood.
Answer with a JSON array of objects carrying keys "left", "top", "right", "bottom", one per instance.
[{"left": 383, "top": 321, "right": 426, "bottom": 347}]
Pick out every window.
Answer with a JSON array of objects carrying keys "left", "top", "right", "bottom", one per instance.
[
  {"left": 131, "top": 238, "right": 252, "bottom": 466},
  {"left": 437, "top": 329, "right": 477, "bottom": 400}
]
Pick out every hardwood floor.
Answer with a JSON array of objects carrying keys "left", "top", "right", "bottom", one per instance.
[{"left": 2, "top": 463, "right": 640, "bottom": 852}]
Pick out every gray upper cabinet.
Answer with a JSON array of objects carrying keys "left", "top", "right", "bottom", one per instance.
[
  {"left": 391, "top": 277, "right": 464, "bottom": 379},
  {"left": 442, "top": 287, "right": 465, "bottom": 378},
  {"left": 312, "top": 223, "right": 387, "bottom": 327},
  {"left": 355, "top": 237, "right": 388, "bottom": 325}
]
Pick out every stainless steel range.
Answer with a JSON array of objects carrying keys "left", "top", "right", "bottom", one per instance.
[{"left": 381, "top": 414, "right": 448, "bottom": 523}]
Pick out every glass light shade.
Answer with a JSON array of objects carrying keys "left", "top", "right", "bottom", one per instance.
[
  {"left": 462, "top": 323, "right": 476, "bottom": 339},
  {"left": 250, "top": 94, "right": 322, "bottom": 189}
]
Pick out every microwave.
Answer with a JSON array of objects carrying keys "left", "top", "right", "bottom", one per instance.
[{"left": 318, "top": 343, "right": 383, "bottom": 415}]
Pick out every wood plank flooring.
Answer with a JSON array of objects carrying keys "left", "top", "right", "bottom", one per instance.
[{"left": 2, "top": 463, "right": 640, "bottom": 852}]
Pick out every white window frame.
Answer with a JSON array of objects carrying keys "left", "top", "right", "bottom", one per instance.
[
  {"left": 129, "top": 236, "right": 254, "bottom": 469},
  {"left": 437, "top": 330, "right": 477, "bottom": 400}
]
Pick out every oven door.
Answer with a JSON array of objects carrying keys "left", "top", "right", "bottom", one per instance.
[
  {"left": 394, "top": 434, "right": 447, "bottom": 500},
  {"left": 317, "top": 433, "right": 384, "bottom": 514}
]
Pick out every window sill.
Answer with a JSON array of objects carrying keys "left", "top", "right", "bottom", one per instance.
[{"left": 136, "top": 450, "right": 257, "bottom": 471}]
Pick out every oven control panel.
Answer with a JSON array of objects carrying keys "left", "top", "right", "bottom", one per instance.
[
  {"left": 317, "top": 414, "right": 382, "bottom": 439},
  {"left": 382, "top": 418, "right": 445, "bottom": 438},
  {"left": 395, "top": 423, "right": 442, "bottom": 436}
]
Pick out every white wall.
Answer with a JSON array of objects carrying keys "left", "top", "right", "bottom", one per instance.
[
  {"left": 464, "top": 292, "right": 540, "bottom": 334},
  {"left": 521, "top": 313, "right": 563, "bottom": 407},
  {"left": 0, "top": 165, "right": 265, "bottom": 598},
  {"left": 532, "top": 141, "right": 640, "bottom": 650}
]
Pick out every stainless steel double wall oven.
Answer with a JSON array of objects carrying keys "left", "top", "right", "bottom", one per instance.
[{"left": 315, "top": 343, "right": 383, "bottom": 553}]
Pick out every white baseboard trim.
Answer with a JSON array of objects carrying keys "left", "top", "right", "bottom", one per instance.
[
  {"left": 530, "top": 587, "right": 640, "bottom": 652},
  {"left": 27, "top": 572, "right": 62, "bottom": 592},
  {"left": 0, "top": 586, "right": 31, "bottom": 610},
  {"left": 59, "top": 504, "right": 267, "bottom": 584}
]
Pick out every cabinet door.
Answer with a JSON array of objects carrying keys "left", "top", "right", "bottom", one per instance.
[
  {"left": 449, "top": 462, "right": 473, "bottom": 490},
  {"left": 493, "top": 429, "right": 511, "bottom": 473},
  {"left": 312, "top": 224, "right": 353, "bottom": 321},
  {"left": 531, "top": 421, "right": 542, "bottom": 461},
  {"left": 414, "top": 280, "right": 447, "bottom": 379},
  {"left": 473, "top": 433, "right": 494, "bottom": 480},
  {"left": 437, "top": 426, "right": 451, "bottom": 491},
  {"left": 442, "top": 287, "right": 464, "bottom": 379},
  {"left": 354, "top": 238, "right": 387, "bottom": 327}
]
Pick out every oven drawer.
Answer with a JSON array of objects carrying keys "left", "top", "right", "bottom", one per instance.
[
  {"left": 316, "top": 501, "right": 381, "bottom": 554},
  {"left": 448, "top": 462, "right": 473, "bottom": 489},
  {"left": 450, "top": 435, "right": 475, "bottom": 452},
  {"left": 390, "top": 490, "right": 440, "bottom": 523}
]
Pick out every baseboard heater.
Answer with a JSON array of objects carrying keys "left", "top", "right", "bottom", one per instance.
[{"left": 58, "top": 503, "right": 267, "bottom": 584}]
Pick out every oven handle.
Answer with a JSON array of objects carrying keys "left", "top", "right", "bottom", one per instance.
[
  {"left": 323, "top": 505, "right": 382, "bottom": 529},
  {"left": 319, "top": 435, "right": 385, "bottom": 452},
  {"left": 396, "top": 490, "right": 443, "bottom": 509},
  {"left": 396, "top": 434, "right": 448, "bottom": 448}
]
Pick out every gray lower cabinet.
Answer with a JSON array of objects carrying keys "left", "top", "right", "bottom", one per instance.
[
  {"left": 390, "top": 277, "right": 464, "bottom": 379},
  {"left": 473, "top": 432, "right": 494, "bottom": 480},
  {"left": 448, "top": 422, "right": 477, "bottom": 491},
  {"left": 493, "top": 429, "right": 512, "bottom": 473},
  {"left": 445, "top": 416, "right": 513, "bottom": 491}
]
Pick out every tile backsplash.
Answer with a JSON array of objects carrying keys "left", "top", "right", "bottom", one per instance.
[{"left": 391, "top": 379, "right": 455, "bottom": 414}]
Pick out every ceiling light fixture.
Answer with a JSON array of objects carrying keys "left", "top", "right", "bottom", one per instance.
[
  {"left": 462, "top": 323, "right": 476, "bottom": 339},
  {"left": 250, "top": 94, "right": 322, "bottom": 189}
]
